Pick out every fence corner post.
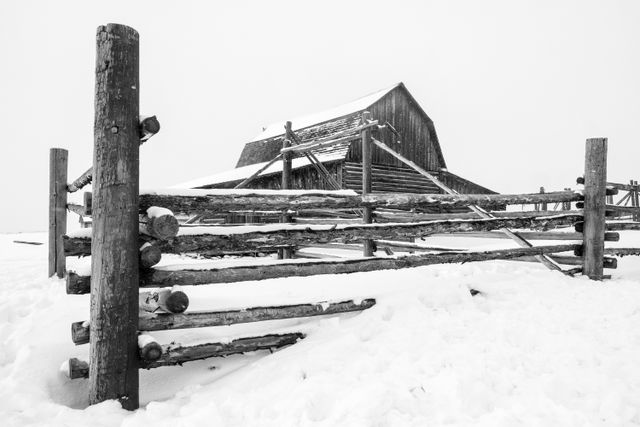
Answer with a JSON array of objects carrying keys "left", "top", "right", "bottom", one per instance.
[
  {"left": 582, "top": 137, "right": 608, "bottom": 280},
  {"left": 89, "top": 23, "right": 140, "bottom": 410},
  {"left": 49, "top": 148, "right": 68, "bottom": 278},
  {"left": 361, "top": 111, "right": 374, "bottom": 257}
]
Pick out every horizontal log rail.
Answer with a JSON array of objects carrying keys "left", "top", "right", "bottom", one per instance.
[
  {"left": 374, "top": 209, "right": 583, "bottom": 222},
  {"left": 141, "top": 333, "right": 305, "bottom": 369},
  {"left": 71, "top": 299, "right": 376, "bottom": 344},
  {"left": 68, "top": 333, "right": 305, "bottom": 377},
  {"left": 428, "top": 230, "right": 619, "bottom": 241},
  {"left": 64, "top": 214, "right": 583, "bottom": 257},
  {"left": 66, "top": 243, "right": 579, "bottom": 294},
  {"left": 139, "top": 190, "right": 584, "bottom": 216}
]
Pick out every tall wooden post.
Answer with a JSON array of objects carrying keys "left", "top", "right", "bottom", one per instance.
[
  {"left": 48, "top": 148, "right": 68, "bottom": 277},
  {"left": 278, "top": 121, "right": 294, "bottom": 259},
  {"left": 361, "top": 112, "right": 374, "bottom": 257},
  {"left": 89, "top": 23, "right": 140, "bottom": 410},
  {"left": 582, "top": 138, "right": 607, "bottom": 280}
]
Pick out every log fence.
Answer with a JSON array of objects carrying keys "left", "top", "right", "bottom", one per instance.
[{"left": 48, "top": 24, "right": 640, "bottom": 410}]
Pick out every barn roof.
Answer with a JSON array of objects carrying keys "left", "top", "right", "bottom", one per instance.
[{"left": 251, "top": 83, "right": 400, "bottom": 142}]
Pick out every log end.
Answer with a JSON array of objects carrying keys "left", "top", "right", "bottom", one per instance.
[
  {"left": 140, "top": 243, "right": 162, "bottom": 269},
  {"left": 71, "top": 321, "right": 90, "bottom": 345},
  {"left": 67, "top": 358, "right": 89, "bottom": 379},
  {"left": 140, "top": 341, "right": 163, "bottom": 362},
  {"left": 165, "top": 290, "right": 190, "bottom": 314}
]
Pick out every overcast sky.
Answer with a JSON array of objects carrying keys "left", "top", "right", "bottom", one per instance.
[{"left": 2, "top": 0, "right": 639, "bottom": 233}]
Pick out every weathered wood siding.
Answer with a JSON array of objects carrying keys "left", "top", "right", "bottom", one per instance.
[
  {"left": 438, "top": 170, "right": 497, "bottom": 195},
  {"left": 346, "top": 87, "right": 446, "bottom": 171},
  {"left": 342, "top": 162, "right": 441, "bottom": 194}
]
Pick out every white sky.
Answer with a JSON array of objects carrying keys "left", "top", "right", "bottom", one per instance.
[{"left": 1, "top": 0, "right": 639, "bottom": 233}]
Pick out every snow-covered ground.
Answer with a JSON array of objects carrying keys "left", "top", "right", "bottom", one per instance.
[{"left": 2, "top": 231, "right": 640, "bottom": 426}]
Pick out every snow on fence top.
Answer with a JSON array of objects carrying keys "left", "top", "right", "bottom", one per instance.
[{"left": 143, "top": 188, "right": 358, "bottom": 197}]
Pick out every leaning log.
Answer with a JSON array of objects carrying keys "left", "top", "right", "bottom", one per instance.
[
  {"left": 140, "top": 333, "right": 305, "bottom": 369},
  {"left": 71, "top": 299, "right": 375, "bottom": 344},
  {"left": 66, "top": 244, "right": 578, "bottom": 294},
  {"left": 138, "top": 191, "right": 584, "bottom": 216},
  {"left": 64, "top": 214, "right": 583, "bottom": 257}
]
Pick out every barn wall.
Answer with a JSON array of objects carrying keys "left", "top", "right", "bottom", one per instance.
[
  {"left": 346, "top": 86, "right": 444, "bottom": 171},
  {"left": 238, "top": 162, "right": 343, "bottom": 190},
  {"left": 342, "top": 162, "right": 441, "bottom": 194}
]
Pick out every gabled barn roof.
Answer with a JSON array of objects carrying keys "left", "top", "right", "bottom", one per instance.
[{"left": 235, "top": 82, "right": 446, "bottom": 169}]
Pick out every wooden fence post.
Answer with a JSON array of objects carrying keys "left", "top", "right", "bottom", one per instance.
[
  {"left": 49, "top": 148, "right": 68, "bottom": 277},
  {"left": 563, "top": 188, "right": 572, "bottom": 210},
  {"left": 361, "top": 112, "right": 374, "bottom": 257},
  {"left": 539, "top": 187, "right": 547, "bottom": 211},
  {"left": 632, "top": 180, "right": 639, "bottom": 221},
  {"left": 89, "top": 23, "right": 140, "bottom": 410},
  {"left": 279, "top": 121, "right": 294, "bottom": 259},
  {"left": 582, "top": 138, "right": 607, "bottom": 280}
]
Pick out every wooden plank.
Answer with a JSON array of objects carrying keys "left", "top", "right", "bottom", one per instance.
[
  {"left": 64, "top": 214, "right": 583, "bottom": 257},
  {"left": 71, "top": 299, "right": 375, "bottom": 345},
  {"left": 89, "top": 23, "right": 140, "bottom": 410},
  {"left": 49, "top": 148, "right": 68, "bottom": 278},
  {"left": 139, "top": 191, "right": 583, "bottom": 216},
  {"left": 66, "top": 244, "right": 578, "bottom": 294},
  {"left": 582, "top": 138, "right": 607, "bottom": 280}
]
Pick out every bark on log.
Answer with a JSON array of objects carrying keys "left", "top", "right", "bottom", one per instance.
[
  {"left": 66, "top": 244, "right": 578, "bottom": 294},
  {"left": 63, "top": 214, "right": 583, "bottom": 257},
  {"left": 89, "top": 23, "right": 140, "bottom": 410},
  {"left": 140, "top": 243, "right": 162, "bottom": 269},
  {"left": 575, "top": 246, "right": 640, "bottom": 258},
  {"left": 138, "top": 191, "right": 584, "bottom": 216},
  {"left": 140, "top": 333, "right": 305, "bottom": 369},
  {"left": 72, "top": 299, "right": 375, "bottom": 344},
  {"left": 139, "top": 289, "right": 189, "bottom": 313},
  {"left": 139, "top": 207, "right": 179, "bottom": 240}
]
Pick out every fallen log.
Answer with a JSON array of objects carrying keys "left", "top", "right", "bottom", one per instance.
[
  {"left": 139, "top": 288, "right": 189, "bottom": 314},
  {"left": 71, "top": 299, "right": 375, "bottom": 344},
  {"left": 139, "top": 207, "right": 179, "bottom": 240},
  {"left": 66, "top": 244, "right": 579, "bottom": 294},
  {"left": 139, "top": 190, "right": 584, "bottom": 216},
  {"left": 140, "top": 333, "right": 305, "bottom": 369},
  {"left": 64, "top": 214, "right": 583, "bottom": 257}
]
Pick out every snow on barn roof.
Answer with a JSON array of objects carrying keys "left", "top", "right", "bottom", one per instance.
[
  {"left": 172, "top": 150, "right": 345, "bottom": 189},
  {"left": 250, "top": 83, "right": 401, "bottom": 142}
]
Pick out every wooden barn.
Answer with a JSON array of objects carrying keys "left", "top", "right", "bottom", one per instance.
[{"left": 177, "top": 83, "right": 495, "bottom": 197}]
